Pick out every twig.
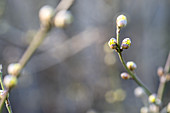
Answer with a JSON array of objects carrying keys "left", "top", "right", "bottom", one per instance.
[
  {"left": 117, "top": 52, "right": 152, "bottom": 96},
  {"left": 157, "top": 52, "right": 170, "bottom": 100},
  {"left": 116, "top": 25, "right": 152, "bottom": 96},
  {"left": 0, "top": 0, "right": 75, "bottom": 111},
  {"left": 0, "top": 66, "right": 12, "bottom": 113}
]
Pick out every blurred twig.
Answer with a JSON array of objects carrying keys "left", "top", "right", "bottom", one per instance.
[
  {"left": 0, "top": 0, "right": 75, "bottom": 112},
  {"left": 0, "top": 66, "right": 12, "bottom": 113},
  {"left": 157, "top": 52, "right": 170, "bottom": 100}
]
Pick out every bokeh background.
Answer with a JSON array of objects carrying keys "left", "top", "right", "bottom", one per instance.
[{"left": 0, "top": 0, "right": 169, "bottom": 113}]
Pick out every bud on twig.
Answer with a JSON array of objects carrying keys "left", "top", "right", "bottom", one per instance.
[
  {"left": 8, "top": 63, "right": 21, "bottom": 76},
  {"left": 157, "top": 67, "right": 164, "bottom": 77},
  {"left": 116, "top": 15, "right": 127, "bottom": 28},
  {"left": 108, "top": 38, "right": 117, "bottom": 49},
  {"left": 126, "top": 61, "right": 137, "bottom": 71},
  {"left": 120, "top": 72, "right": 130, "bottom": 80},
  {"left": 121, "top": 38, "right": 131, "bottom": 49},
  {"left": 39, "top": 5, "right": 54, "bottom": 26},
  {"left": 3, "top": 75, "right": 18, "bottom": 88},
  {"left": 148, "top": 94, "right": 157, "bottom": 103},
  {"left": 54, "top": 10, "right": 73, "bottom": 28}
]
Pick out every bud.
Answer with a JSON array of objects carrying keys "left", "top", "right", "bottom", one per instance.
[
  {"left": 8, "top": 63, "right": 21, "bottom": 76},
  {"left": 116, "top": 15, "right": 127, "bottom": 28},
  {"left": 148, "top": 94, "right": 156, "bottom": 103},
  {"left": 108, "top": 38, "right": 117, "bottom": 49},
  {"left": 126, "top": 61, "right": 137, "bottom": 71},
  {"left": 54, "top": 10, "right": 73, "bottom": 28},
  {"left": 120, "top": 72, "right": 130, "bottom": 80},
  {"left": 3, "top": 75, "right": 17, "bottom": 88},
  {"left": 121, "top": 38, "right": 131, "bottom": 49},
  {"left": 149, "top": 104, "right": 159, "bottom": 113},
  {"left": 39, "top": 5, "right": 54, "bottom": 26},
  {"left": 134, "top": 87, "right": 145, "bottom": 97},
  {"left": 157, "top": 67, "right": 164, "bottom": 77}
]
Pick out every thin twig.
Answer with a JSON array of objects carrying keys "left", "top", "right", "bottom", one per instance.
[
  {"left": 0, "top": 66, "right": 13, "bottom": 113},
  {"left": 0, "top": 0, "right": 75, "bottom": 111},
  {"left": 118, "top": 52, "right": 152, "bottom": 96},
  {"left": 116, "top": 25, "right": 152, "bottom": 96},
  {"left": 157, "top": 52, "right": 170, "bottom": 100}
]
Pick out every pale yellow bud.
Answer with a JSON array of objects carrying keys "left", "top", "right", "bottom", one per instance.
[
  {"left": 39, "top": 5, "right": 54, "bottom": 26},
  {"left": 116, "top": 15, "right": 127, "bottom": 28},
  {"left": 54, "top": 10, "right": 73, "bottom": 28},
  {"left": 4, "top": 75, "right": 18, "bottom": 88},
  {"left": 8, "top": 63, "right": 21, "bottom": 76}
]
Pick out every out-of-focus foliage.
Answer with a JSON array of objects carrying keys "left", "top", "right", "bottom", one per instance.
[{"left": 0, "top": 0, "right": 169, "bottom": 113}]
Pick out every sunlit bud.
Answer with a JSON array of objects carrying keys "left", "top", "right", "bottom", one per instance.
[
  {"left": 108, "top": 38, "right": 117, "bottom": 49},
  {"left": 148, "top": 94, "right": 157, "bottom": 103},
  {"left": 126, "top": 61, "right": 137, "bottom": 71},
  {"left": 3, "top": 75, "right": 17, "bottom": 88},
  {"left": 134, "top": 87, "right": 145, "bottom": 97},
  {"left": 120, "top": 72, "right": 130, "bottom": 80},
  {"left": 39, "top": 5, "right": 54, "bottom": 26},
  {"left": 121, "top": 38, "right": 131, "bottom": 49},
  {"left": 140, "top": 107, "right": 149, "bottom": 113},
  {"left": 54, "top": 10, "right": 73, "bottom": 28},
  {"left": 8, "top": 63, "right": 21, "bottom": 76},
  {"left": 116, "top": 15, "right": 127, "bottom": 28},
  {"left": 157, "top": 67, "right": 164, "bottom": 77}
]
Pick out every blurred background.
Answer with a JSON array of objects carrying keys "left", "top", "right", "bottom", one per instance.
[{"left": 0, "top": 0, "right": 169, "bottom": 113}]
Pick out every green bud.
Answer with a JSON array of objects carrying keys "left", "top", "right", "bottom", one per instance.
[{"left": 3, "top": 75, "right": 18, "bottom": 88}]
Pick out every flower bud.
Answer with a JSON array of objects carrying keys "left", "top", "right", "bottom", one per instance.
[
  {"left": 116, "top": 15, "right": 127, "bottom": 28},
  {"left": 149, "top": 104, "right": 159, "bottom": 113},
  {"left": 148, "top": 94, "right": 156, "bottom": 103},
  {"left": 3, "top": 75, "right": 17, "bottom": 88},
  {"left": 108, "top": 38, "right": 117, "bottom": 49},
  {"left": 121, "top": 38, "right": 131, "bottom": 49},
  {"left": 39, "top": 5, "right": 54, "bottom": 26},
  {"left": 134, "top": 87, "right": 145, "bottom": 97},
  {"left": 54, "top": 10, "right": 73, "bottom": 28},
  {"left": 8, "top": 63, "right": 21, "bottom": 76},
  {"left": 126, "top": 61, "right": 137, "bottom": 71},
  {"left": 157, "top": 67, "right": 164, "bottom": 77},
  {"left": 120, "top": 72, "right": 130, "bottom": 80}
]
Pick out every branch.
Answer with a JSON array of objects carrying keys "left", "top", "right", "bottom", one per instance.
[{"left": 0, "top": 0, "right": 75, "bottom": 112}]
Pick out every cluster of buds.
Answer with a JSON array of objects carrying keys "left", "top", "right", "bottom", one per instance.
[
  {"left": 3, "top": 63, "right": 21, "bottom": 89},
  {"left": 108, "top": 37, "right": 131, "bottom": 50},
  {"left": 108, "top": 14, "right": 131, "bottom": 51},
  {"left": 39, "top": 5, "right": 73, "bottom": 28}
]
